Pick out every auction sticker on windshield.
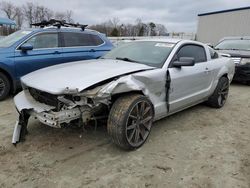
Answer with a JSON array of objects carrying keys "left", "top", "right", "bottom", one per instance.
[
  {"left": 21, "top": 31, "right": 32, "bottom": 35},
  {"left": 155, "top": 43, "right": 175, "bottom": 48}
]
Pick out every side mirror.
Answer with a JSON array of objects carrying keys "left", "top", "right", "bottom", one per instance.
[
  {"left": 20, "top": 43, "right": 33, "bottom": 52},
  {"left": 172, "top": 57, "right": 195, "bottom": 67}
]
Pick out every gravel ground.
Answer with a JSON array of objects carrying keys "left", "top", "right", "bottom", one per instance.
[{"left": 0, "top": 83, "right": 249, "bottom": 188}]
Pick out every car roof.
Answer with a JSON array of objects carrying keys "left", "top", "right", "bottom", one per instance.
[
  {"left": 137, "top": 38, "right": 181, "bottom": 43},
  {"left": 219, "top": 36, "right": 250, "bottom": 41},
  {"left": 134, "top": 38, "right": 204, "bottom": 45},
  {"left": 21, "top": 27, "right": 102, "bottom": 35}
]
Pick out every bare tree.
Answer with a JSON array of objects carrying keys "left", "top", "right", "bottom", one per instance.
[
  {"left": 54, "top": 12, "right": 66, "bottom": 20},
  {"left": 65, "top": 10, "right": 74, "bottom": 23},
  {"left": 110, "top": 17, "right": 120, "bottom": 28},
  {"left": 89, "top": 18, "right": 168, "bottom": 37},
  {"left": 23, "top": 2, "right": 35, "bottom": 27},
  {"left": 155, "top": 24, "right": 168, "bottom": 36},
  {"left": 15, "top": 7, "right": 24, "bottom": 29},
  {"left": 148, "top": 22, "right": 156, "bottom": 36},
  {"left": 54, "top": 10, "right": 73, "bottom": 22},
  {"left": 35, "top": 6, "right": 53, "bottom": 22},
  {"left": 0, "top": 1, "right": 17, "bottom": 19},
  {"left": 1, "top": 1, "right": 75, "bottom": 28},
  {"left": 23, "top": 2, "right": 55, "bottom": 27},
  {"left": 0, "top": 1, "right": 24, "bottom": 28}
]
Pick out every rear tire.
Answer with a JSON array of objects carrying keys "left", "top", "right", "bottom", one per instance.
[
  {"left": 0, "top": 72, "right": 10, "bottom": 101},
  {"left": 107, "top": 94, "right": 154, "bottom": 150},
  {"left": 206, "top": 77, "right": 229, "bottom": 108}
]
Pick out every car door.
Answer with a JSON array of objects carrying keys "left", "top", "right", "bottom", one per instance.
[
  {"left": 168, "top": 44, "right": 213, "bottom": 113},
  {"left": 14, "top": 32, "right": 63, "bottom": 79},
  {"left": 61, "top": 32, "right": 105, "bottom": 62}
]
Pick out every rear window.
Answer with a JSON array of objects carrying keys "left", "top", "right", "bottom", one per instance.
[
  {"left": 63, "top": 32, "right": 104, "bottom": 47},
  {"left": 215, "top": 39, "right": 250, "bottom": 51},
  {"left": 91, "top": 35, "right": 104, "bottom": 46}
]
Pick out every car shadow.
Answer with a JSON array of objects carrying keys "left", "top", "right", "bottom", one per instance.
[{"left": 14, "top": 103, "right": 211, "bottom": 151}]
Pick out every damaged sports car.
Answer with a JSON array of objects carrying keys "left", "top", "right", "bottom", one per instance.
[{"left": 13, "top": 39, "right": 235, "bottom": 150}]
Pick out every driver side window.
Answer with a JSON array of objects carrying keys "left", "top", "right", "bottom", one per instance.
[
  {"left": 25, "top": 33, "right": 58, "bottom": 49},
  {"left": 177, "top": 44, "right": 207, "bottom": 63}
]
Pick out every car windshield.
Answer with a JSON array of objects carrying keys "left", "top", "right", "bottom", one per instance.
[
  {"left": 215, "top": 39, "right": 250, "bottom": 51},
  {"left": 103, "top": 41, "right": 175, "bottom": 68},
  {"left": 0, "top": 30, "right": 32, "bottom": 48}
]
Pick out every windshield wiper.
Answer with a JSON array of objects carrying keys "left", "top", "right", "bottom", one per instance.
[
  {"left": 116, "top": 57, "right": 140, "bottom": 63},
  {"left": 216, "top": 48, "right": 246, "bottom": 51},
  {"left": 226, "top": 48, "right": 241, "bottom": 51}
]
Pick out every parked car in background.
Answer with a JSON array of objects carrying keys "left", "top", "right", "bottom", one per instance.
[
  {"left": 13, "top": 39, "right": 235, "bottom": 150},
  {"left": 215, "top": 37, "right": 250, "bottom": 84},
  {"left": 0, "top": 20, "right": 113, "bottom": 100}
]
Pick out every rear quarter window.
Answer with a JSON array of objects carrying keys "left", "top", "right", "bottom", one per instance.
[
  {"left": 91, "top": 35, "right": 104, "bottom": 46},
  {"left": 63, "top": 32, "right": 104, "bottom": 47},
  {"left": 209, "top": 47, "right": 219, "bottom": 59}
]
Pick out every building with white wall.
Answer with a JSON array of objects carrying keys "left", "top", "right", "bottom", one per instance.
[{"left": 196, "top": 7, "right": 250, "bottom": 45}]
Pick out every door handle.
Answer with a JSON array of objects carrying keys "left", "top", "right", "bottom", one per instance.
[
  {"left": 89, "top": 49, "right": 96, "bottom": 52},
  {"left": 204, "top": 67, "right": 211, "bottom": 73},
  {"left": 54, "top": 51, "right": 61, "bottom": 54}
]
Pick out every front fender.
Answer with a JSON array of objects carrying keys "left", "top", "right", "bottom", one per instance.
[
  {"left": 0, "top": 61, "right": 17, "bottom": 91},
  {"left": 97, "top": 69, "right": 167, "bottom": 106}
]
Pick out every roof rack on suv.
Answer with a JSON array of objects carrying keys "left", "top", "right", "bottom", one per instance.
[{"left": 31, "top": 19, "right": 88, "bottom": 31}]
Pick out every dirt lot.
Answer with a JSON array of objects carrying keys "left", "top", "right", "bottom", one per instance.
[{"left": 0, "top": 83, "right": 249, "bottom": 188}]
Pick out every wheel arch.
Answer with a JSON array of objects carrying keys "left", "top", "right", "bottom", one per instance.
[
  {"left": 111, "top": 90, "right": 144, "bottom": 104},
  {"left": 221, "top": 73, "right": 229, "bottom": 80},
  {"left": 110, "top": 90, "right": 155, "bottom": 115},
  {"left": 0, "top": 67, "right": 15, "bottom": 92}
]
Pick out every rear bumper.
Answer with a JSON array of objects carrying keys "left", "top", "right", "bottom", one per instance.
[{"left": 233, "top": 64, "right": 250, "bottom": 82}]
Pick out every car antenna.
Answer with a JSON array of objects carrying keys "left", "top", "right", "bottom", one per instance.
[{"left": 31, "top": 19, "right": 88, "bottom": 31}]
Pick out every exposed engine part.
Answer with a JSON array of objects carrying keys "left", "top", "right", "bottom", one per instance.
[{"left": 30, "top": 105, "right": 92, "bottom": 128}]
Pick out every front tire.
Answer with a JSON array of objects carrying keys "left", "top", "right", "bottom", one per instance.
[
  {"left": 206, "top": 77, "right": 229, "bottom": 108},
  {"left": 107, "top": 94, "right": 154, "bottom": 150},
  {"left": 0, "top": 72, "right": 11, "bottom": 101}
]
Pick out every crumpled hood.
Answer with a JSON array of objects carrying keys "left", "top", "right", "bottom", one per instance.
[{"left": 21, "top": 59, "right": 154, "bottom": 95}]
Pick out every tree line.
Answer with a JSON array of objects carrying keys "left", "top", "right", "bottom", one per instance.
[
  {"left": 89, "top": 18, "right": 168, "bottom": 37},
  {"left": 0, "top": 1, "right": 73, "bottom": 28},
  {"left": 0, "top": 1, "right": 168, "bottom": 37}
]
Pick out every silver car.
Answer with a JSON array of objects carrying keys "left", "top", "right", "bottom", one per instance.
[{"left": 13, "top": 39, "right": 235, "bottom": 150}]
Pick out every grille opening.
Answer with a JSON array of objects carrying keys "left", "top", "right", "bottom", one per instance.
[{"left": 28, "top": 88, "right": 63, "bottom": 111}]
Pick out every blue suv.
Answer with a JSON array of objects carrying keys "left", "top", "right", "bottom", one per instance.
[{"left": 0, "top": 21, "right": 113, "bottom": 100}]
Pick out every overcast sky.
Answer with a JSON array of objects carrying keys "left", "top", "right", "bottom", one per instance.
[{"left": 2, "top": 0, "right": 250, "bottom": 32}]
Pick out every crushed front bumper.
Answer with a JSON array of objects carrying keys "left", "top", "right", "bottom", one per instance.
[{"left": 12, "top": 90, "right": 90, "bottom": 145}]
